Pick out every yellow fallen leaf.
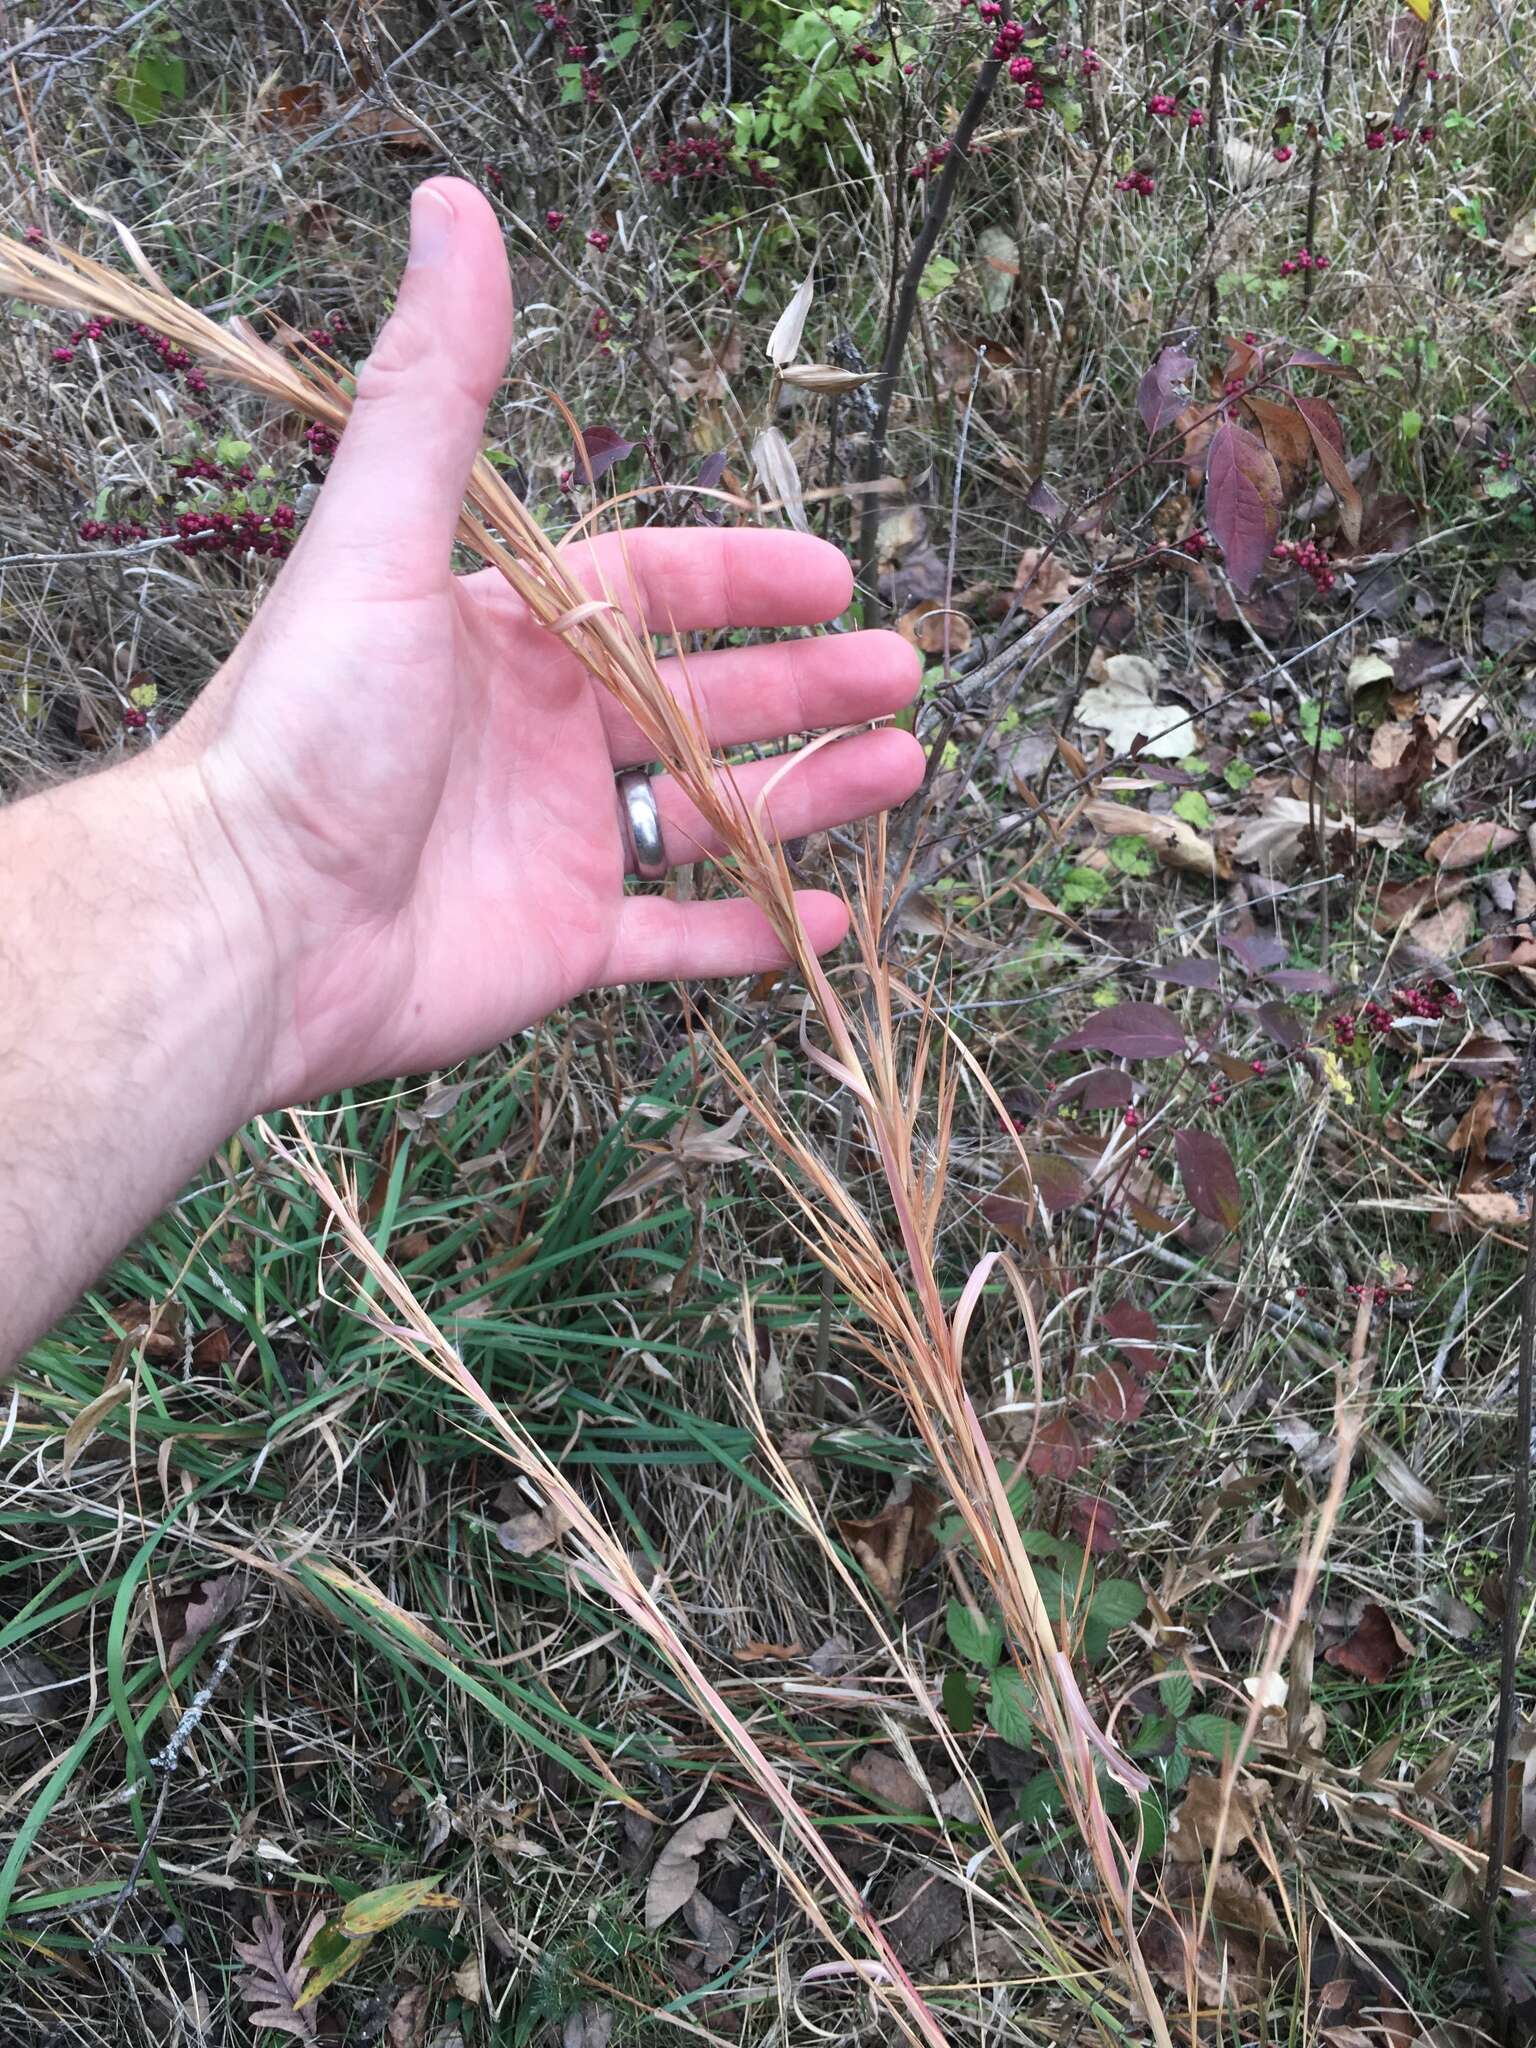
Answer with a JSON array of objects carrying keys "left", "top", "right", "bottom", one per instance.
[
  {"left": 341, "top": 1876, "right": 459, "bottom": 1937},
  {"left": 1400, "top": 0, "right": 1431, "bottom": 23}
]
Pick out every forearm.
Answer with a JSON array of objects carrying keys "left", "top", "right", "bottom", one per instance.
[{"left": 0, "top": 750, "right": 279, "bottom": 1368}]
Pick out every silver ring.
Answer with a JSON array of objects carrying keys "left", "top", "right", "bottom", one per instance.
[{"left": 616, "top": 768, "right": 668, "bottom": 881}]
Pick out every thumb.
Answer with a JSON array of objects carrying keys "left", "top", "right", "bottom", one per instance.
[{"left": 301, "top": 177, "right": 513, "bottom": 597}]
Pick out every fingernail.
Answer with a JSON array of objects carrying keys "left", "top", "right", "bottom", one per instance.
[{"left": 409, "top": 184, "right": 455, "bottom": 267}]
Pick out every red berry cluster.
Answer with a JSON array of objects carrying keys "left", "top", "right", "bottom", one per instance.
[
  {"left": 1394, "top": 979, "right": 1460, "bottom": 1021},
  {"left": 303, "top": 312, "right": 350, "bottom": 350},
  {"left": 992, "top": 19, "right": 1029, "bottom": 60},
  {"left": 1365, "top": 123, "right": 1429, "bottom": 151},
  {"left": 587, "top": 229, "right": 612, "bottom": 251},
  {"left": 589, "top": 308, "right": 615, "bottom": 353},
  {"left": 533, "top": 2, "right": 600, "bottom": 99},
  {"left": 546, "top": 208, "right": 566, "bottom": 231},
  {"left": 648, "top": 132, "right": 728, "bottom": 182},
  {"left": 1078, "top": 45, "right": 1102, "bottom": 77},
  {"left": 1181, "top": 529, "right": 1211, "bottom": 558},
  {"left": 1348, "top": 1281, "right": 1394, "bottom": 1306},
  {"left": 1147, "top": 91, "right": 1179, "bottom": 117},
  {"left": 1186, "top": 107, "right": 1205, "bottom": 128},
  {"left": 1278, "top": 247, "right": 1332, "bottom": 277},
  {"left": 304, "top": 421, "right": 338, "bottom": 459},
  {"left": 909, "top": 138, "right": 954, "bottom": 180},
  {"left": 1115, "top": 168, "right": 1156, "bottom": 197},
  {"left": 849, "top": 39, "right": 881, "bottom": 64},
  {"left": 78, "top": 447, "right": 300, "bottom": 563},
  {"left": 1272, "top": 537, "right": 1337, "bottom": 592},
  {"left": 51, "top": 315, "right": 209, "bottom": 395},
  {"left": 1273, "top": 143, "right": 1293, "bottom": 162}
]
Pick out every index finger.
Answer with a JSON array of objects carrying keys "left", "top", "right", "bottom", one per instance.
[{"left": 561, "top": 527, "right": 855, "bottom": 635}]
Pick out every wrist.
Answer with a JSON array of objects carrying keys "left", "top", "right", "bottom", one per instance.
[{"left": 86, "top": 743, "right": 288, "bottom": 1128}]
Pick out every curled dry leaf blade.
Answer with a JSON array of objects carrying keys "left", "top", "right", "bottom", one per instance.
[
  {"left": 751, "top": 425, "right": 809, "bottom": 533},
  {"left": 766, "top": 271, "right": 814, "bottom": 367}
]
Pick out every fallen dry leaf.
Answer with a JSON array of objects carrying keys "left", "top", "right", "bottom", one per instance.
[
  {"left": 1167, "top": 1770, "right": 1269, "bottom": 1863},
  {"left": 1074, "top": 662, "right": 1191, "bottom": 760},
  {"left": 1083, "top": 797, "right": 1226, "bottom": 879},
  {"left": 1409, "top": 896, "right": 1476, "bottom": 962},
  {"left": 850, "top": 1751, "right": 928, "bottom": 1812},
  {"left": 1012, "top": 545, "right": 1084, "bottom": 619},
  {"left": 1427, "top": 819, "right": 1520, "bottom": 870},
  {"left": 1323, "top": 1602, "right": 1412, "bottom": 1684},
  {"left": 896, "top": 601, "right": 972, "bottom": 658},
  {"left": 645, "top": 1808, "right": 734, "bottom": 1932},
  {"left": 731, "top": 1638, "right": 804, "bottom": 1663},
  {"left": 497, "top": 1497, "right": 572, "bottom": 1559},
  {"left": 157, "top": 1573, "right": 245, "bottom": 1669},
  {"left": 835, "top": 1484, "right": 940, "bottom": 1605},
  {"left": 881, "top": 1866, "right": 967, "bottom": 1967}
]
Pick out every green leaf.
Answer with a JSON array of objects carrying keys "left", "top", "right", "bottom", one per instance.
[
  {"left": 986, "top": 1665, "right": 1036, "bottom": 1749},
  {"left": 942, "top": 1667, "right": 978, "bottom": 1734},
  {"left": 1131, "top": 1713, "right": 1174, "bottom": 1755},
  {"left": 1172, "top": 790, "right": 1212, "bottom": 830},
  {"left": 1060, "top": 865, "right": 1112, "bottom": 910},
  {"left": 946, "top": 1599, "right": 1003, "bottom": 1668},
  {"left": 1486, "top": 469, "right": 1521, "bottom": 501},
  {"left": 215, "top": 438, "right": 252, "bottom": 468},
  {"left": 1136, "top": 1790, "right": 1167, "bottom": 1861},
  {"left": 1183, "top": 1713, "right": 1243, "bottom": 1762},
  {"left": 1165, "top": 1738, "right": 1191, "bottom": 1791},
  {"left": 1399, "top": 409, "right": 1422, "bottom": 441},
  {"left": 1012, "top": 1771, "right": 1063, "bottom": 1828},
  {"left": 1005, "top": 1470, "right": 1034, "bottom": 1520},
  {"left": 1108, "top": 835, "right": 1156, "bottom": 878},
  {"left": 298, "top": 1923, "right": 373, "bottom": 2007},
  {"left": 1224, "top": 759, "right": 1256, "bottom": 792},
  {"left": 1081, "top": 1616, "right": 1111, "bottom": 1666},
  {"left": 918, "top": 255, "right": 960, "bottom": 302},
  {"left": 1089, "top": 1578, "right": 1145, "bottom": 1629},
  {"left": 1014, "top": 1527, "right": 1063, "bottom": 1559},
  {"left": 1159, "top": 1669, "right": 1194, "bottom": 1718}
]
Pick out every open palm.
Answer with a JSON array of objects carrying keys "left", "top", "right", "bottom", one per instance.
[{"left": 175, "top": 179, "right": 922, "bottom": 1107}]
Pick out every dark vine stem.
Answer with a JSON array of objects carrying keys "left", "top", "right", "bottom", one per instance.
[
  {"left": 1302, "top": 0, "right": 1353, "bottom": 308},
  {"left": 855, "top": 27, "right": 1009, "bottom": 624},
  {"left": 1480, "top": 1078, "right": 1536, "bottom": 2046}
]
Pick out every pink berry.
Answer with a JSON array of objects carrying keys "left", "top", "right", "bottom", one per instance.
[
  {"left": 587, "top": 230, "right": 611, "bottom": 251},
  {"left": 1273, "top": 143, "right": 1293, "bottom": 162},
  {"left": 546, "top": 209, "right": 566, "bottom": 230},
  {"left": 1186, "top": 107, "right": 1205, "bottom": 128},
  {"left": 1366, "top": 129, "right": 1386, "bottom": 149}
]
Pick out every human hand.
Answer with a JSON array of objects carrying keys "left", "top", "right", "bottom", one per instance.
[{"left": 167, "top": 177, "right": 923, "bottom": 1107}]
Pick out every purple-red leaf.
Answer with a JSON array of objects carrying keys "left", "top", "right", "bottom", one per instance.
[
  {"left": 1285, "top": 347, "right": 1364, "bottom": 381},
  {"left": 1204, "top": 421, "right": 1283, "bottom": 594},
  {"left": 1069, "top": 1496, "right": 1121, "bottom": 1555},
  {"left": 1056, "top": 1066, "right": 1135, "bottom": 1109},
  {"left": 1052, "top": 1002, "right": 1186, "bottom": 1060},
  {"left": 1102, "top": 1300, "right": 1164, "bottom": 1374},
  {"left": 1027, "top": 1416, "right": 1086, "bottom": 1480},
  {"left": 1254, "top": 1000, "right": 1305, "bottom": 1051},
  {"left": 1173, "top": 1128, "right": 1243, "bottom": 1230},
  {"left": 1265, "top": 967, "right": 1337, "bottom": 996},
  {"left": 1137, "top": 343, "right": 1196, "bottom": 438},
  {"left": 1154, "top": 957, "right": 1223, "bottom": 989},
  {"left": 1292, "top": 394, "right": 1362, "bottom": 546},
  {"left": 1220, "top": 931, "right": 1288, "bottom": 975},
  {"left": 574, "top": 423, "right": 636, "bottom": 484},
  {"left": 1078, "top": 1363, "right": 1148, "bottom": 1424}
]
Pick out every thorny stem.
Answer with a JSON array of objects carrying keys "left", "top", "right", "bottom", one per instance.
[
  {"left": 1480, "top": 1072, "right": 1536, "bottom": 2045},
  {"left": 856, "top": 20, "right": 1009, "bottom": 621},
  {"left": 1200, "top": 2, "right": 1235, "bottom": 326}
]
